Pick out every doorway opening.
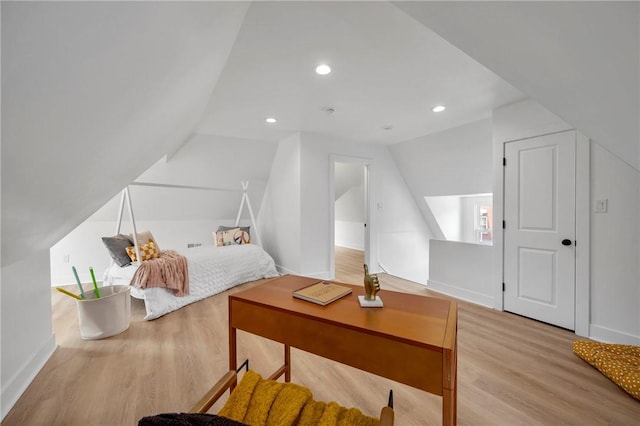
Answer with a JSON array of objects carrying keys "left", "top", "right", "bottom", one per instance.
[{"left": 329, "top": 156, "right": 371, "bottom": 280}]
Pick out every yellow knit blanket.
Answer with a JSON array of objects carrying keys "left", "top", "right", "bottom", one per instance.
[{"left": 218, "top": 370, "right": 380, "bottom": 426}]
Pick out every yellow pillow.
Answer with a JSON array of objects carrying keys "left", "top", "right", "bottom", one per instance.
[
  {"left": 128, "top": 230, "right": 160, "bottom": 252},
  {"left": 126, "top": 240, "right": 159, "bottom": 262}
]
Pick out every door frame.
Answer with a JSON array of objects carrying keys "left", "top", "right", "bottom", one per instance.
[
  {"left": 493, "top": 129, "right": 590, "bottom": 336},
  {"left": 329, "top": 155, "right": 373, "bottom": 280}
]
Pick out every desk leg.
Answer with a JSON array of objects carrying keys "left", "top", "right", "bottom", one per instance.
[
  {"left": 443, "top": 386, "right": 456, "bottom": 426},
  {"left": 229, "top": 327, "right": 237, "bottom": 371},
  {"left": 442, "top": 340, "right": 457, "bottom": 425},
  {"left": 284, "top": 344, "right": 291, "bottom": 382}
]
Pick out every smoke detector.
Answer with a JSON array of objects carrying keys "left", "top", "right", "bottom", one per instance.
[{"left": 322, "top": 107, "right": 335, "bottom": 115}]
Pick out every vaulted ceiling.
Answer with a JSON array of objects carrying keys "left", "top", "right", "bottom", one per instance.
[
  {"left": 396, "top": 0, "right": 639, "bottom": 165},
  {"left": 2, "top": 1, "right": 638, "bottom": 267},
  {"left": 195, "top": 1, "right": 638, "bottom": 161},
  {"left": 196, "top": 1, "right": 524, "bottom": 144}
]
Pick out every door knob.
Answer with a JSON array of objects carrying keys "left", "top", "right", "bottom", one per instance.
[{"left": 561, "top": 239, "right": 572, "bottom": 246}]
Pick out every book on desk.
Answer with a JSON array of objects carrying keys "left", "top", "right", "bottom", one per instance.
[{"left": 292, "top": 281, "right": 352, "bottom": 306}]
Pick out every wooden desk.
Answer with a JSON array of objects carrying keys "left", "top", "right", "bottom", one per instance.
[{"left": 228, "top": 275, "right": 457, "bottom": 425}]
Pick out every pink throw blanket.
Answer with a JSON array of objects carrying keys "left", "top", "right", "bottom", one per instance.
[{"left": 131, "top": 250, "right": 189, "bottom": 296}]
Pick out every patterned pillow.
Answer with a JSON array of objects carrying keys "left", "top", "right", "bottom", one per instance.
[
  {"left": 215, "top": 228, "right": 250, "bottom": 247},
  {"left": 128, "top": 230, "right": 160, "bottom": 252},
  {"left": 126, "top": 240, "right": 159, "bottom": 262},
  {"left": 217, "top": 225, "right": 250, "bottom": 238}
]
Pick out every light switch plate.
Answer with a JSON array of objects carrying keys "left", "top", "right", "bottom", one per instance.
[{"left": 594, "top": 199, "right": 608, "bottom": 213}]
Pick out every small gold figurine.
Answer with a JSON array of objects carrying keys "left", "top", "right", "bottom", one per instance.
[{"left": 363, "top": 264, "right": 380, "bottom": 301}]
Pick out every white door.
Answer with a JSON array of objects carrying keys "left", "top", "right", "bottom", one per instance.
[{"left": 504, "top": 130, "right": 576, "bottom": 330}]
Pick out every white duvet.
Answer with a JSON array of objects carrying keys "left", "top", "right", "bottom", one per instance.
[{"left": 103, "top": 244, "right": 279, "bottom": 320}]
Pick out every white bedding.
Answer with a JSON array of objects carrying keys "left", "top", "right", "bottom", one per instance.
[{"left": 102, "top": 244, "right": 279, "bottom": 320}]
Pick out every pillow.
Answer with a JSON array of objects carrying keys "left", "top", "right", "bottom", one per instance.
[
  {"left": 217, "top": 225, "right": 250, "bottom": 238},
  {"left": 128, "top": 230, "right": 160, "bottom": 252},
  {"left": 102, "top": 234, "right": 134, "bottom": 267},
  {"left": 215, "top": 228, "right": 250, "bottom": 247},
  {"left": 126, "top": 240, "right": 159, "bottom": 262}
]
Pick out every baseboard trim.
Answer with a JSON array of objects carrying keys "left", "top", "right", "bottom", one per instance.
[
  {"left": 427, "top": 279, "right": 495, "bottom": 308},
  {"left": 275, "top": 265, "right": 329, "bottom": 280},
  {"left": 335, "top": 242, "right": 364, "bottom": 251},
  {"left": 275, "top": 264, "right": 297, "bottom": 276},
  {"left": 1, "top": 334, "right": 57, "bottom": 420},
  {"left": 589, "top": 324, "right": 640, "bottom": 345}
]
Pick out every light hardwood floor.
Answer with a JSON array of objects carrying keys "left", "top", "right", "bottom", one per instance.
[{"left": 4, "top": 246, "right": 639, "bottom": 425}]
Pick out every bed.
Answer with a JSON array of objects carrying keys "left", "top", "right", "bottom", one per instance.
[
  {"left": 103, "top": 243, "right": 279, "bottom": 320},
  {"left": 101, "top": 181, "right": 279, "bottom": 320}
]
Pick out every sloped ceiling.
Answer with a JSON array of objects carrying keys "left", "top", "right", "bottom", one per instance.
[
  {"left": 3, "top": 1, "right": 637, "bottom": 267},
  {"left": 196, "top": 1, "right": 524, "bottom": 144},
  {"left": 395, "top": 0, "right": 640, "bottom": 168},
  {"left": 1, "top": 2, "right": 249, "bottom": 266}
]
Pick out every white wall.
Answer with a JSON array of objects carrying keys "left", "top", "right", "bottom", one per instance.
[
  {"left": 428, "top": 240, "right": 494, "bottom": 307},
  {"left": 424, "top": 196, "right": 463, "bottom": 242},
  {"left": 334, "top": 221, "right": 364, "bottom": 251},
  {"left": 390, "top": 119, "right": 493, "bottom": 196},
  {"left": 590, "top": 144, "right": 640, "bottom": 344},
  {"left": 389, "top": 118, "right": 493, "bottom": 238},
  {"left": 258, "top": 133, "right": 302, "bottom": 275},
  {"left": 1, "top": 251, "right": 56, "bottom": 420},
  {"left": 334, "top": 163, "right": 365, "bottom": 250},
  {"left": 299, "top": 132, "right": 430, "bottom": 283}
]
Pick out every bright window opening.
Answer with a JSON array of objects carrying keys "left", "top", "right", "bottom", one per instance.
[{"left": 424, "top": 193, "right": 493, "bottom": 245}]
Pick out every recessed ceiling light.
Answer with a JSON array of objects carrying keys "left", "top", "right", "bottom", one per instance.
[
  {"left": 315, "top": 64, "right": 332, "bottom": 75},
  {"left": 432, "top": 105, "right": 446, "bottom": 113},
  {"left": 382, "top": 124, "right": 394, "bottom": 130},
  {"left": 265, "top": 117, "right": 277, "bottom": 124}
]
